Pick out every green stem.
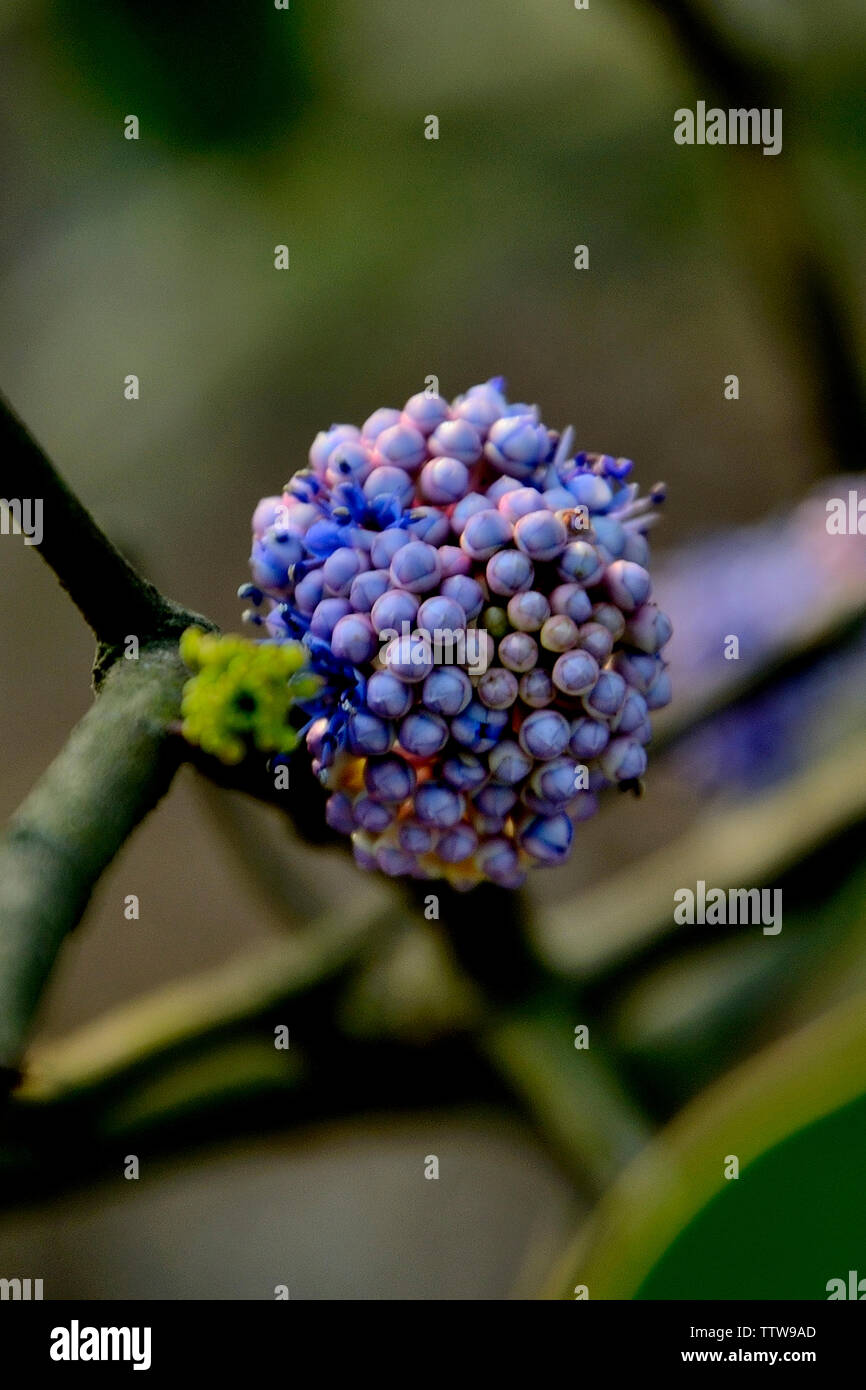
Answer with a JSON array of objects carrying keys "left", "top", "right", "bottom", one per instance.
[
  {"left": 16, "top": 897, "right": 393, "bottom": 1104},
  {"left": 0, "top": 644, "right": 190, "bottom": 1076},
  {"left": 0, "top": 393, "right": 213, "bottom": 676},
  {"left": 483, "top": 999, "right": 651, "bottom": 1194}
]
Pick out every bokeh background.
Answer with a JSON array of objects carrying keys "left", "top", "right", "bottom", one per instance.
[{"left": 1, "top": 0, "right": 865, "bottom": 1298}]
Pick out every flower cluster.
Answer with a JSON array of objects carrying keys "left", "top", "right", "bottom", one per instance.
[
  {"left": 179, "top": 628, "right": 320, "bottom": 765},
  {"left": 241, "top": 378, "right": 672, "bottom": 887}
]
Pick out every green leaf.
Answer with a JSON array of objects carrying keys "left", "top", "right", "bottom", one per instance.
[{"left": 543, "top": 989, "right": 866, "bottom": 1299}]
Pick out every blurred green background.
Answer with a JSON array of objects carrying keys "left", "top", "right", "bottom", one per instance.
[{"left": 1, "top": 0, "right": 865, "bottom": 1298}]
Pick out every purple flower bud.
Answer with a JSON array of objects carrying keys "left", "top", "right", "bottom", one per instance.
[
  {"left": 513, "top": 510, "right": 568, "bottom": 561},
  {"left": 583, "top": 668, "right": 627, "bottom": 716},
  {"left": 540, "top": 614, "right": 579, "bottom": 652},
  {"left": 390, "top": 541, "right": 442, "bottom": 593},
  {"left": 303, "top": 518, "right": 348, "bottom": 559},
  {"left": 440, "top": 575, "right": 484, "bottom": 619},
  {"left": 438, "top": 545, "right": 470, "bottom": 578},
  {"left": 605, "top": 559, "right": 652, "bottom": 612},
  {"left": 519, "top": 668, "right": 555, "bottom": 708},
  {"left": 250, "top": 541, "right": 287, "bottom": 591},
  {"left": 402, "top": 391, "right": 450, "bottom": 435},
  {"left": 485, "top": 476, "right": 522, "bottom": 504},
  {"left": 527, "top": 757, "right": 582, "bottom": 807},
  {"left": 437, "top": 823, "right": 478, "bottom": 863},
  {"left": 485, "top": 415, "right": 550, "bottom": 478},
  {"left": 258, "top": 526, "right": 305, "bottom": 579},
  {"left": 613, "top": 688, "right": 648, "bottom": 735},
  {"left": 567, "top": 473, "right": 614, "bottom": 512},
  {"left": 576, "top": 621, "right": 615, "bottom": 662},
  {"left": 293, "top": 567, "right": 326, "bottom": 614},
  {"left": 349, "top": 568, "right": 391, "bottom": 612},
  {"left": 331, "top": 612, "right": 378, "bottom": 665},
  {"left": 405, "top": 507, "right": 451, "bottom": 546},
  {"left": 345, "top": 523, "right": 374, "bottom": 550},
  {"left": 326, "top": 441, "right": 372, "bottom": 486},
  {"left": 416, "top": 595, "right": 466, "bottom": 633},
  {"left": 370, "top": 528, "right": 410, "bottom": 569},
  {"left": 542, "top": 486, "right": 575, "bottom": 510},
  {"left": 366, "top": 669, "right": 415, "bottom": 719},
  {"left": 569, "top": 716, "right": 610, "bottom": 760},
  {"left": 253, "top": 496, "right": 291, "bottom": 538},
  {"left": 452, "top": 379, "right": 507, "bottom": 431},
  {"left": 353, "top": 795, "right": 394, "bottom": 833},
  {"left": 442, "top": 750, "right": 488, "bottom": 792},
  {"left": 569, "top": 790, "right": 600, "bottom": 823},
  {"left": 310, "top": 424, "right": 360, "bottom": 470},
  {"left": 518, "top": 709, "right": 571, "bottom": 761},
  {"left": 361, "top": 407, "right": 401, "bottom": 442},
  {"left": 488, "top": 740, "right": 533, "bottom": 785},
  {"left": 622, "top": 531, "right": 650, "bottom": 566},
  {"left": 419, "top": 455, "right": 471, "bottom": 504},
  {"left": 382, "top": 632, "right": 434, "bottom": 683},
  {"left": 486, "top": 549, "right": 534, "bottom": 597},
  {"left": 323, "top": 545, "right": 369, "bottom": 596},
  {"left": 518, "top": 812, "right": 573, "bottom": 864},
  {"left": 552, "top": 649, "right": 599, "bottom": 697},
  {"left": 549, "top": 584, "right": 593, "bottom": 624},
  {"left": 478, "top": 667, "right": 519, "bottom": 710},
  {"left": 370, "top": 588, "right": 420, "bottom": 635},
  {"left": 590, "top": 519, "right": 626, "bottom": 566},
  {"left": 399, "top": 708, "right": 449, "bottom": 757},
  {"left": 310, "top": 597, "right": 353, "bottom": 640},
  {"left": 375, "top": 844, "right": 417, "bottom": 877},
  {"left": 499, "top": 631, "right": 538, "bottom": 672},
  {"left": 645, "top": 666, "right": 672, "bottom": 709},
  {"left": 319, "top": 800, "right": 358, "bottom": 839},
  {"left": 498, "top": 489, "right": 550, "bottom": 524},
  {"left": 279, "top": 500, "right": 319, "bottom": 535},
  {"left": 450, "top": 492, "right": 490, "bottom": 535},
  {"left": 324, "top": 791, "right": 356, "bottom": 835},
  {"left": 460, "top": 509, "right": 513, "bottom": 560},
  {"left": 415, "top": 782, "right": 465, "bottom": 828},
  {"left": 611, "top": 650, "right": 660, "bottom": 693},
  {"left": 591, "top": 602, "right": 627, "bottom": 639},
  {"left": 428, "top": 418, "right": 483, "bottom": 465},
  {"left": 399, "top": 819, "right": 436, "bottom": 854},
  {"left": 264, "top": 606, "right": 291, "bottom": 639},
  {"left": 505, "top": 590, "right": 549, "bottom": 633},
  {"left": 477, "top": 837, "right": 524, "bottom": 887},
  {"left": 558, "top": 541, "right": 605, "bottom": 585},
  {"left": 422, "top": 666, "right": 472, "bottom": 716},
  {"left": 346, "top": 711, "right": 394, "bottom": 756},
  {"left": 363, "top": 466, "right": 415, "bottom": 508},
  {"left": 624, "top": 603, "right": 673, "bottom": 654},
  {"left": 474, "top": 783, "right": 517, "bottom": 817},
  {"left": 364, "top": 756, "right": 419, "bottom": 811},
  {"left": 599, "top": 737, "right": 648, "bottom": 781}
]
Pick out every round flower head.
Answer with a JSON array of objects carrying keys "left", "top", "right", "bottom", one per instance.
[{"left": 241, "top": 379, "right": 672, "bottom": 888}]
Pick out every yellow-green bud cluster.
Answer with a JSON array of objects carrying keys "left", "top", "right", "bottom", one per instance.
[{"left": 179, "top": 627, "right": 320, "bottom": 765}]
